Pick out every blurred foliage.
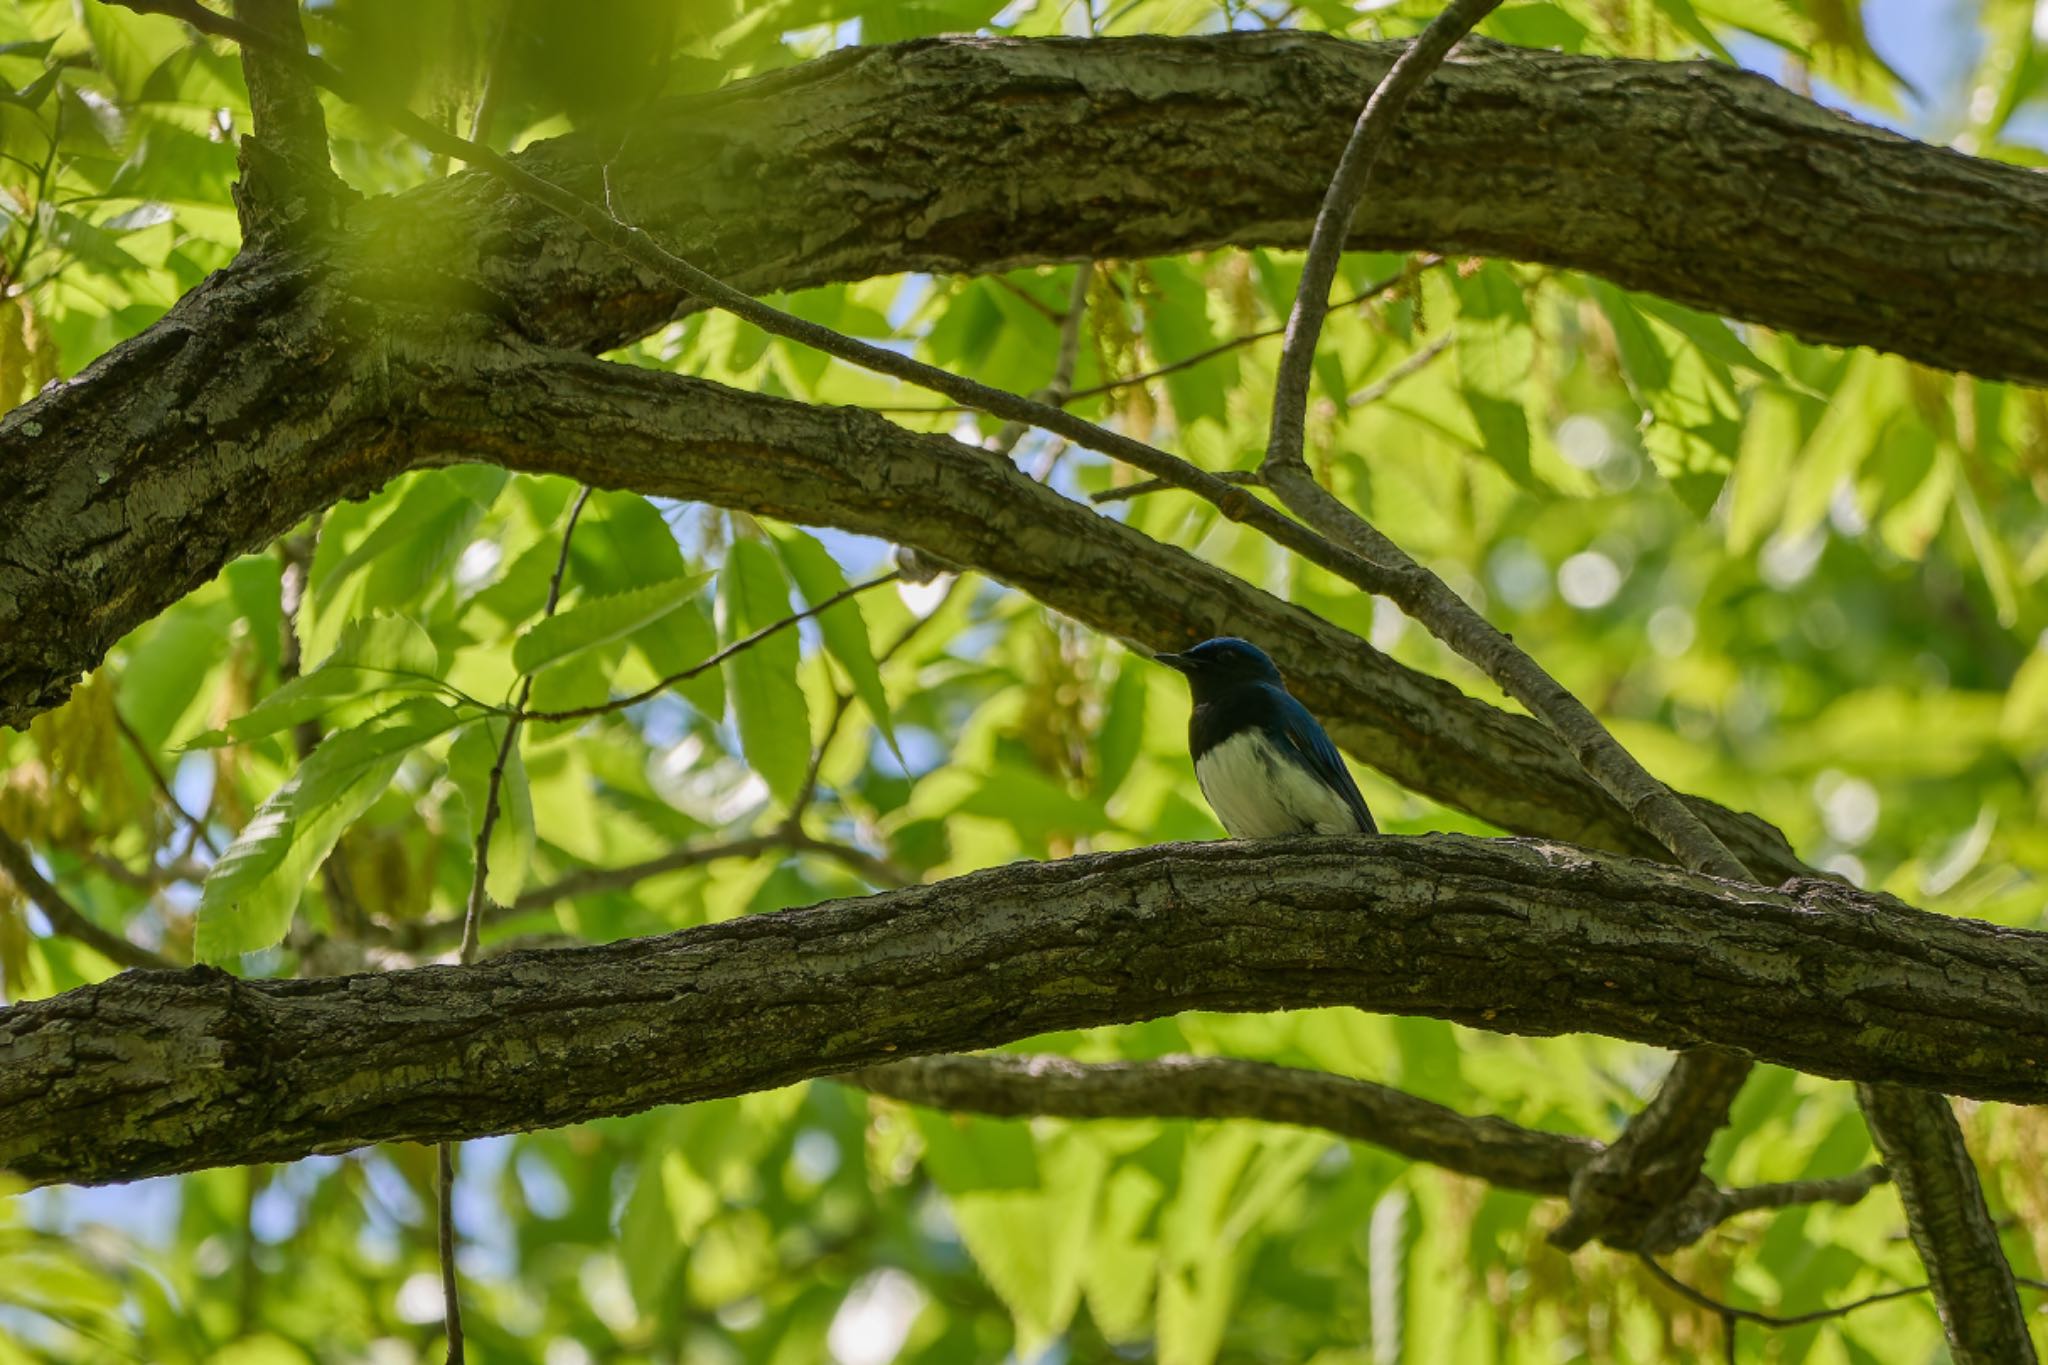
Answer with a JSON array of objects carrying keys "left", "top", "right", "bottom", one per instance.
[{"left": 3, "top": 0, "right": 2047, "bottom": 1361}]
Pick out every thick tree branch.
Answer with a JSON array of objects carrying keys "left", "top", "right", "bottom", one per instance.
[
  {"left": 845, "top": 1053, "right": 1891, "bottom": 1251},
  {"left": 1857, "top": 1082, "right": 2033, "bottom": 1363},
  {"left": 11, "top": 32, "right": 2048, "bottom": 726},
  {"left": 7, "top": 833, "right": 2048, "bottom": 1189},
  {"left": 853, "top": 1052, "right": 1594, "bottom": 1197},
  {"left": 418, "top": 345, "right": 1808, "bottom": 878},
  {"left": 227, "top": 0, "right": 351, "bottom": 242},
  {"left": 1256, "top": 0, "right": 1762, "bottom": 1266}
]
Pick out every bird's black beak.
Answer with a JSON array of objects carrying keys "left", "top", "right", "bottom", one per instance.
[{"left": 1153, "top": 651, "right": 1194, "bottom": 674}]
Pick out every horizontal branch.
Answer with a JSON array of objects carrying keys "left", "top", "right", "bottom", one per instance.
[
  {"left": 855, "top": 1052, "right": 1583, "bottom": 1194},
  {"left": 9, "top": 32, "right": 2048, "bottom": 727},
  {"left": 846, "top": 1052, "right": 1888, "bottom": 1249},
  {"left": 6, "top": 833, "right": 2048, "bottom": 1187},
  {"left": 395, "top": 32, "right": 2048, "bottom": 377},
  {"left": 420, "top": 344, "right": 1809, "bottom": 879}
]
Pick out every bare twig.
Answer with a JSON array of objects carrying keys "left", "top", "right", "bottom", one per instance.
[
  {"left": 1069, "top": 257, "right": 1439, "bottom": 405},
  {"left": 1347, "top": 328, "right": 1453, "bottom": 407},
  {"left": 398, "top": 828, "right": 908, "bottom": 953},
  {"left": 0, "top": 828, "right": 177, "bottom": 971},
  {"left": 1265, "top": 2, "right": 1498, "bottom": 472},
  {"left": 113, "top": 707, "right": 219, "bottom": 856},
  {"left": 517, "top": 571, "right": 900, "bottom": 725},
  {"left": 1637, "top": 1251, "right": 1929, "bottom": 1329},
  {"left": 443, "top": 485, "right": 590, "bottom": 1363},
  {"left": 459, "top": 486, "right": 591, "bottom": 963},
  {"left": 1092, "top": 467, "right": 1265, "bottom": 506},
  {"left": 868, "top": 257, "right": 1441, "bottom": 416},
  {"left": 437, "top": 1142, "right": 463, "bottom": 1364}
]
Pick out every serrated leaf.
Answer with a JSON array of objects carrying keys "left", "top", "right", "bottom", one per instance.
[
  {"left": 295, "top": 697, "right": 462, "bottom": 810},
  {"left": 720, "top": 539, "right": 809, "bottom": 806},
  {"left": 772, "top": 528, "right": 901, "bottom": 765},
  {"left": 187, "top": 614, "right": 445, "bottom": 749},
  {"left": 513, "top": 572, "right": 707, "bottom": 677},
  {"left": 195, "top": 700, "right": 461, "bottom": 962},
  {"left": 323, "top": 612, "right": 442, "bottom": 678}
]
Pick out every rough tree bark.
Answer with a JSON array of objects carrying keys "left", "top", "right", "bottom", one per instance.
[
  {"left": 6, "top": 834, "right": 2048, "bottom": 1188},
  {"left": 8, "top": 32, "right": 2048, "bottom": 727},
  {"left": 2, "top": 23, "right": 2039, "bottom": 1352}
]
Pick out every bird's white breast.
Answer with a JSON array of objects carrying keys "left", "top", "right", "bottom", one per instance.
[{"left": 1194, "top": 729, "right": 1360, "bottom": 839}]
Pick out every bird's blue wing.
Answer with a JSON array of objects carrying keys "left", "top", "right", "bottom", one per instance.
[{"left": 1267, "top": 688, "right": 1378, "bottom": 833}]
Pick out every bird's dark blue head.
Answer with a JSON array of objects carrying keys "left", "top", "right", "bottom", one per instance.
[{"left": 1155, "top": 637, "right": 1284, "bottom": 701}]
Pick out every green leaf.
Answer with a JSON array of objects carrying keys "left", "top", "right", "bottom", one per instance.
[
  {"left": 916, "top": 1117, "right": 1104, "bottom": 1352},
  {"left": 1630, "top": 295, "right": 1780, "bottom": 382},
  {"left": 312, "top": 467, "right": 505, "bottom": 617},
  {"left": 0, "top": 64, "right": 59, "bottom": 109},
  {"left": 1144, "top": 257, "right": 1233, "bottom": 429},
  {"left": 720, "top": 539, "right": 810, "bottom": 807},
  {"left": 448, "top": 719, "right": 534, "bottom": 904},
  {"left": 1649, "top": 0, "right": 1735, "bottom": 60},
  {"left": 1452, "top": 264, "right": 1534, "bottom": 487},
  {"left": 195, "top": 699, "right": 462, "bottom": 961},
  {"left": 772, "top": 528, "right": 900, "bottom": 764},
  {"left": 323, "top": 612, "right": 442, "bottom": 678},
  {"left": 188, "top": 614, "right": 445, "bottom": 748},
  {"left": 1591, "top": 280, "right": 1744, "bottom": 515},
  {"left": 294, "top": 697, "right": 463, "bottom": 811},
  {"left": 512, "top": 573, "right": 707, "bottom": 677},
  {"left": 1095, "top": 656, "right": 1148, "bottom": 800}
]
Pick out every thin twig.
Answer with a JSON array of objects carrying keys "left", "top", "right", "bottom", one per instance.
[
  {"left": 113, "top": 707, "right": 219, "bottom": 856},
  {"left": 1636, "top": 1252, "right": 1929, "bottom": 1329},
  {"left": 517, "top": 570, "right": 900, "bottom": 725},
  {"left": 438, "top": 1141, "right": 463, "bottom": 1364},
  {"left": 867, "top": 257, "right": 1441, "bottom": 416},
  {"left": 442, "top": 486, "right": 590, "bottom": 1363},
  {"left": 459, "top": 487, "right": 592, "bottom": 963},
  {"left": 1265, "top": 3, "right": 1498, "bottom": 472},
  {"left": 1091, "top": 467, "right": 1265, "bottom": 506},
  {"left": 1067, "top": 258, "right": 1439, "bottom": 405},
  {"left": 0, "top": 828, "right": 177, "bottom": 971},
  {"left": 983, "top": 263, "right": 1094, "bottom": 455},
  {"left": 1347, "top": 328, "right": 1453, "bottom": 407}
]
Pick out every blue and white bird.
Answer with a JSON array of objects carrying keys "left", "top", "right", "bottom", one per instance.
[{"left": 1155, "top": 637, "right": 1376, "bottom": 838}]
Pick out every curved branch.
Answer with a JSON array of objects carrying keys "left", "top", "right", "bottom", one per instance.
[
  {"left": 7, "top": 833, "right": 2048, "bottom": 1188},
  {"left": 0, "top": 829, "right": 178, "bottom": 972},
  {"left": 10, "top": 31, "right": 2048, "bottom": 725},
  {"left": 418, "top": 344, "right": 1807, "bottom": 878},
  {"left": 846, "top": 1052, "right": 1893, "bottom": 1248}
]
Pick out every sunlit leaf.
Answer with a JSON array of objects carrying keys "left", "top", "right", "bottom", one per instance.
[
  {"left": 512, "top": 573, "right": 708, "bottom": 676},
  {"left": 719, "top": 538, "right": 810, "bottom": 806},
  {"left": 771, "top": 527, "right": 901, "bottom": 764}
]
